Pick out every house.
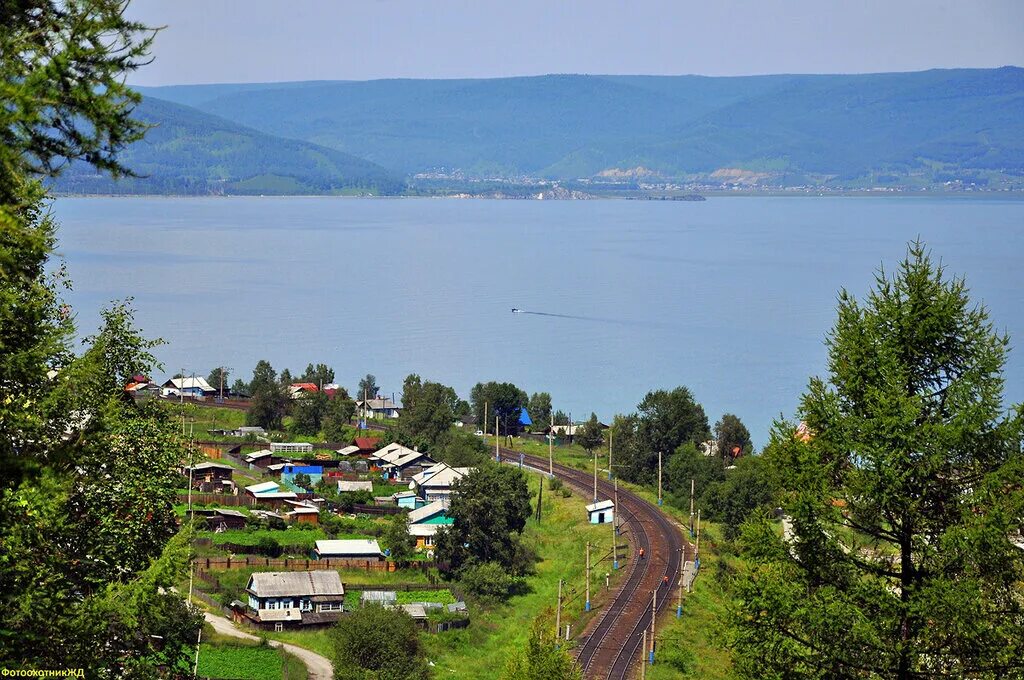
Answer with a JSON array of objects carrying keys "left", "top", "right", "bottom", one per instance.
[
  {"left": 378, "top": 449, "right": 435, "bottom": 482},
  {"left": 245, "top": 571, "right": 345, "bottom": 630},
  {"left": 161, "top": 376, "right": 216, "bottom": 398},
  {"left": 124, "top": 378, "right": 161, "bottom": 401},
  {"left": 407, "top": 500, "right": 454, "bottom": 551},
  {"left": 392, "top": 490, "right": 426, "bottom": 509},
  {"left": 233, "top": 426, "right": 267, "bottom": 438},
  {"left": 187, "top": 508, "right": 248, "bottom": 531},
  {"left": 280, "top": 464, "right": 323, "bottom": 490},
  {"left": 355, "top": 397, "right": 401, "bottom": 419},
  {"left": 408, "top": 499, "right": 452, "bottom": 526},
  {"left": 410, "top": 463, "right": 473, "bottom": 503},
  {"left": 244, "top": 481, "right": 299, "bottom": 508},
  {"left": 354, "top": 437, "right": 379, "bottom": 453},
  {"left": 313, "top": 539, "right": 383, "bottom": 561},
  {"left": 245, "top": 449, "right": 276, "bottom": 468},
  {"left": 337, "top": 480, "right": 374, "bottom": 493},
  {"left": 586, "top": 499, "right": 615, "bottom": 524},
  {"left": 284, "top": 500, "right": 320, "bottom": 525},
  {"left": 288, "top": 383, "right": 320, "bottom": 399},
  {"left": 182, "top": 461, "right": 234, "bottom": 492}
]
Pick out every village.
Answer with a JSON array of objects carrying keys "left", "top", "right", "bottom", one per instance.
[{"left": 138, "top": 372, "right": 635, "bottom": 678}]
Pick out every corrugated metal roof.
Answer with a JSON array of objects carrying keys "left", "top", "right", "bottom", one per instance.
[
  {"left": 315, "top": 539, "right": 382, "bottom": 557},
  {"left": 336, "top": 445, "right": 361, "bottom": 456},
  {"left": 338, "top": 481, "right": 373, "bottom": 492},
  {"left": 256, "top": 608, "right": 304, "bottom": 622},
  {"left": 247, "top": 571, "right": 344, "bottom": 598},
  {"left": 586, "top": 499, "right": 615, "bottom": 513},
  {"left": 408, "top": 500, "right": 448, "bottom": 524},
  {"left": 245, "top": 481, "right": 279, "bottom": 494}
]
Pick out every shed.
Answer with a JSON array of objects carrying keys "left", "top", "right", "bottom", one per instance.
[
  {"left": 314, "top": 539, "right": 383, "bottom": 561},
  {"left": 585, "top": 499, "right": 615, "bottom": 524},
  {"left": 337, "top": 480, "right": 374, "bottom": 493}
]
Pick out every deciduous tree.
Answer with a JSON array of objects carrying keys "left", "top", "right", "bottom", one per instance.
[{"left": 330, "top": 605, "right": 428, "bottom": 680}]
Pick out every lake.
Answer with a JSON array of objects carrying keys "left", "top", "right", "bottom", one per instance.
[{"left": 52, "top": 195, "right": 1024, "bottom": 447}]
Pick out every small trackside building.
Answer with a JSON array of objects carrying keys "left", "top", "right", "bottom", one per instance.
[{"left": 586, "top": 499, "right": 615, "bottom": 524}]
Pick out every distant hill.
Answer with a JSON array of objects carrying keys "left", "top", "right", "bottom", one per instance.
[
  {"left": 135, "top": 67, "right": 1024, "bottom": 187},
  {"left": 53, "top": 97, "right": 403, "bottom": 195}
]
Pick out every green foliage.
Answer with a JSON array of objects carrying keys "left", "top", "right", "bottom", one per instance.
[
  {"left": 299, "top": 362, "right": 335, "bottom": 386},
  {"left": 291, "top": 392, "right": 328, "bottom": 436},
  {"left": 614, "top": 387, "right": 710, "bottom": 486},
  {"left": 1, "top": 0, "right": 154, "bottom": 178},
  {"left": 292, "top": 472, "right": 313, "bottom": 491},
  {"left": 383, "top": 511, "right": 416, "bottom": 562},
  {"left": 330, "top": 605, "right": 428, "bottom": 680},
  {"left": 247, "top": 360, "right": 289, "bottom": 430},
  {"left": 394, "top": 589, "right": 456, "bottom": 605},
  {"left": 470, "top": 381, "right": 528, "bottom": 436},
  {"left": 552, "top": 410, "right": 570, "bottom": 426},
  {"left": 701, "top": 455, "right": 778, "bottom": 540},
  {"left": 207, "top": 367, "right": 230, "bottom": 394},
  {"left": 527, "top": 392, "right": 552, "bottom": 431},
  {"left": 399, "top": 374, "right": 465, "bottom": 448},
  {"left": 433, "top": 429, "right": 489, "bottom": 467},
  {"left": 321, "top": 395, "right": 357, "bottom": 441},
  {"left": 731, "top": 242, "right": 1024, "bottom": 678},
  {"left": 437, "top": 465, "right": 532, "bottom": 576},
  {"left": 714, "top": 413, "right": 752, "bottom": 461},
  {"left": 547, "top": 477, "right": 563, "bottom": 491},
  {"left": 357, "top": 374, "right": 378, "bottom": 400},
  {"left": 575, "top": 412, "right": 604, "bottom": 454},
  {"left": 502, "top": 615, "right": 582, "bottom": 680},
  {"left": 458, "top": 561, "right": 527, "bottom": 602},
  {"left": 197, "top": 644, "right": 282, "bottom": 680}
]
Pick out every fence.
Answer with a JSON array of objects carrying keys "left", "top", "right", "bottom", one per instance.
[
  {"left": 193, "top": 555, "right": 437, "bottom": 573},
  {"left": 178, "top": 492, "right": 249, "bottom": 507}
]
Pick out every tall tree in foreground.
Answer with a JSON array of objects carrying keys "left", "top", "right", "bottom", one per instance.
[{"left": 731, "top": 243, "right": 1024, "bottom": 679}]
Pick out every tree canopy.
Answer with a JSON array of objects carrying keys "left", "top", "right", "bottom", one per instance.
[
  {"left": 470, "top": 381, "right": 528, "bottom": 436},
  {"left": 731, "top": 243, "right": 1024, "bottom": 678},
  {"left": 330, "top": 605, "right": 428, "bottom": 680}
]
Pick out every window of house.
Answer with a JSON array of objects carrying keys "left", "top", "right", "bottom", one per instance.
[{"left": 274, "top": 623, "right": 283, "bottom": 632}]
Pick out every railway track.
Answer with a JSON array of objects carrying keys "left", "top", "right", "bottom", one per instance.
[{"left": 509, "top": 448, "right": 690, "bottom": 680}]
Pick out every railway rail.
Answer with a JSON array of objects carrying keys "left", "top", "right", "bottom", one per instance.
[{"left": 509, "top": 448, "right": 690, "bottom": 680}]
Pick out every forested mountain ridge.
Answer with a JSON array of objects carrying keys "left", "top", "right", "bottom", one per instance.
[
  {"left": 53, "top": 96, "right": 404, "bottom": 195},
  {"left": 132, "top": 67, "right": 1024, "bottom": 188}
]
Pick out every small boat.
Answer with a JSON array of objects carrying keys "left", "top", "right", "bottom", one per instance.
[{"left": 511, "top": 308, "right": 522, "bottom": 313}]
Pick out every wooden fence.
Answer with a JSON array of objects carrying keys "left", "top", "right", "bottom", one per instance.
[
  {"left": 193, "top": 555, "right": 436, "bottom": 573},
  {"left": 178, "top": 492, "right": 249, "bottom": 507}
]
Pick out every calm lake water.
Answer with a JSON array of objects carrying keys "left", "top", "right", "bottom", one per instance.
[{"left": 52, "top": 195, "right": 1024, "bottom": 446}]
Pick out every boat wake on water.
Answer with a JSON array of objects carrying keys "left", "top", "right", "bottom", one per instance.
[{"left": 510, "top": 307, "right": 662, "bottom": 328}]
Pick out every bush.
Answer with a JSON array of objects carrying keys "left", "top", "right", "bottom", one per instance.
[
  {"left": 560, "top": 488, "right": 571, "bottom": 498},
  {"left": 548, "top": 477, "right": 563, "bottom": 491},
  {"left": 256, "top": 535, "right": 282, "bottom": 557},
  {"left": 460, "top": 562, "right": 527, "bottom": 601}
]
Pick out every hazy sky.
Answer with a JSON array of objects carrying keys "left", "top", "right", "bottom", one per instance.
[{"left": 127, "top": 0, "right": 1024, "bottom": 86}]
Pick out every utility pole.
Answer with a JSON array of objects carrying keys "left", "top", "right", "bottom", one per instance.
[
  {"left": 658, "top": 451, "right": 663, "bottom": 505},
  {"left": 555, "top": 579, "right": 562, "bottom": 640},
  {"left": 608, "top": 429, "right": 613, "bottom": 480},
  {"left": 695, "top": 509, "right": 701, "bottom": 561},
  {"left": 689, "top": 478, "right": 695, "bottom": 536},
  {"left": 614, "top": 478, "right": 620, "bottom": 535},
  {"left": 483, "top": 401, "right": 487, "bottom": 439},
  {"left": 536, "top": 477, "right": 543, "bottom": 523},
  {"left": 677, "top": 546, "right": 684, "bottom": 617},
  {"left": 612, "top": 507, "right": 619, "bottom": 569},
  {"left": 495, "top": 415, "right": 500, "bottom": 461},
  {"left": 593, "top": 447, "right": 598, "bottom": 501},
  {"left": 650, "top": 589, "right": 656, "bottom": 664},
  {"left": 548, "top": 409, "right": 554, "bottom": 478},
  {"left": 641, "top": 630, "right": 648, "bottom": 680},
  {"left": 585, "top": 541, "right": 591, "bottom": 611},
  {"left": 180, "top": 368, "right": 185, "bottom": 435}
]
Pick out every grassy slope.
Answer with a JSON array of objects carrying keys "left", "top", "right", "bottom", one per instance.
[
  {"left": 420, "top": 468, "right": 627, "bottom": 678},
  {"left": 497, "top": 436, "right": 738, "bottom": 679}
]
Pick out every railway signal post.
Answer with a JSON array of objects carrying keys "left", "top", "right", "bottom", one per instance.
[
  {"left": 585, "top": 541, "right": 591, "bottom": 611},
  {"left": 649, "top": 588, "right": 656, "bottom": 664},
  {"left": 658, "top": 451, "right": 663, "bottom": 505}
]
